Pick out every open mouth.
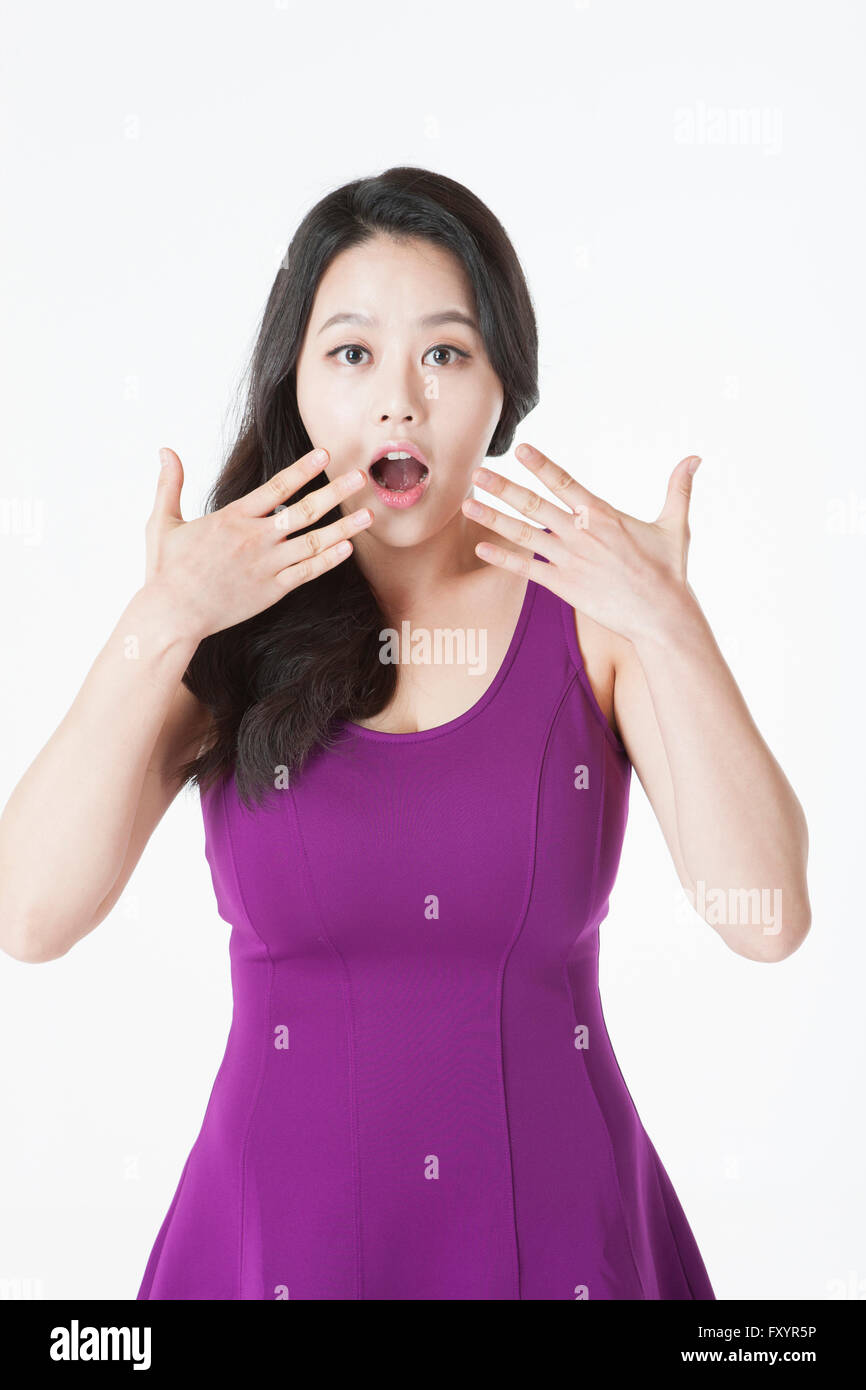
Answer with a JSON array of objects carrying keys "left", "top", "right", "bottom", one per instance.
[{"left": 369, "top": 451, "right": 430, "bottom": 493}]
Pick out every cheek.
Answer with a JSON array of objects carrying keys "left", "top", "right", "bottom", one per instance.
[
  {"left": 441, "top": 370, "right": 502, "bottom": 433},
  {"left": 297, "top": 364, "right": 358, "bottom": 436}
]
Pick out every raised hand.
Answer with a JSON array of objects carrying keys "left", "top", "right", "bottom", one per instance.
[
  {"left": 462, "top": 442, "right": 702, "bottom": 643},
  {"left": 145, "top": 446, "right": 373, "bottom": 642}
]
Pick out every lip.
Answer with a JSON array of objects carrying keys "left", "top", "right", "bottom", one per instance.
[
  {"left": 367, "top": 439, "right": 431, "bottom": 510},
  {"left": 369, "top": 438, "right": 430, "bottom": 471}
]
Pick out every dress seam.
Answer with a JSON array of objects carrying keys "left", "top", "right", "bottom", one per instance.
[
  {"left": 564, "top": 731, "right": 649, "bottom": 1300},
  {"left": 495, "top": 671, "right": 579, "bottom": 1299},
  {"left": 218, "top": 774, "right": 275, "bottom": 1300},
  {"left": 288, "top": 784, "right": 364, "bottom": 1301}
]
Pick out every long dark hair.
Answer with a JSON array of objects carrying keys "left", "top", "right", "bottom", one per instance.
[{"left": 175, "top": 166, "right": 539, "bottom": 810}]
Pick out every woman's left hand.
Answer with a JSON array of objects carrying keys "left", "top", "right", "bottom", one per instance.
[{"left": 461, "top": 443, "right": 703, "bottom": 644}]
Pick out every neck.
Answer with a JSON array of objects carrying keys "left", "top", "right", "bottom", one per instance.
[{"left": 349, "top": 512, "right": 491, "bottom": 619}]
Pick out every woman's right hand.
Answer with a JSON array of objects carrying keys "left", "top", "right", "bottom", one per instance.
[{"left": 144, "top": 446, "right": 372, "bottom": 641}]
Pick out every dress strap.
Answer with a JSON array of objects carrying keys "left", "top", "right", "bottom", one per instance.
[{"left": 530, "top": 528, "right": 627, "bottom": 755}]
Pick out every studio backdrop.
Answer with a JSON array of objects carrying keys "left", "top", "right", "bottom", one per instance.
[{"left": 0, "top": 0, "right": 862, "bottom": 1304}]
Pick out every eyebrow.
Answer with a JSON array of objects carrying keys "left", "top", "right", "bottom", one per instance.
[{"left": 317, "top": 309, "right": 479, "bottom": 336}]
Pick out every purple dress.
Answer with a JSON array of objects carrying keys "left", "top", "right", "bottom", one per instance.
[{"left": 137, "top": 566, "right": 715, "bottom": 1300}]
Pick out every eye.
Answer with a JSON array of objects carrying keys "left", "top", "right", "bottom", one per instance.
[
  {"left": 326, "top": 343, "right": 371, "bottom": 365},
  {"left": 325, "top": 342, "right": 472, "bottom": 367},
  {"left": 423, "top": 344, "right": 471, "bottom": 367}
]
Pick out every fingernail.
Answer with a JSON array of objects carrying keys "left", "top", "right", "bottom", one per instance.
[
  {"left": 159, "top": 448, "right": 170, "bottom": 468},
  {"left": 687, "top": 455, "right": 702, "bottom": 475},
  {"left": 313, "top": 448, "right": 328, "bottom": 462}
]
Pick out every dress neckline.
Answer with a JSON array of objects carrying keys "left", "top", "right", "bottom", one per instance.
[{"left": 338, "top": 570, "right": 537, "bottom": 744}]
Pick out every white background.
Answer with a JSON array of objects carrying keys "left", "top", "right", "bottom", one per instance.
[{"left": 0, "top": 0, "right": 863, "bottom": 1301}]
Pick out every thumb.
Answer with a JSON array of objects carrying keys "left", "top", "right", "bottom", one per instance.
[
  {"left": 152, "top": 447, "right": 185, "bottom": 523},
  {"left": 656, "top": 454, "right": 700, "bottom": 528}
]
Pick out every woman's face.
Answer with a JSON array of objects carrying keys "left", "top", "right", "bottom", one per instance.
[{"left": 294, "top": 233, "right": 505, "bottom": 547}]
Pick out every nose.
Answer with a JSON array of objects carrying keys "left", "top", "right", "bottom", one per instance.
[
  {"left": 377, "top": 392, "right": 416, "bottom": 427},
  {"left": 373, "top": 353, "right": 426, "bottom": 428}
]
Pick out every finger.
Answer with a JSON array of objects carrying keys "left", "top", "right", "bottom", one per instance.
[
  {"left": 275, "top": 503, "right": 373, "bottom": 566},
  {"left": 473, "top": 536, "right": 555, "bottom": 585},
  {"left": 462, "top": 492, "right": 574, "bottom": 566},
  {"left": 273, "top": 531, "right": 358, "bottom": 594},
  {"left": 267, "top": 466, "right": 368, "bottom": 538},
  {"left": 236, "top": 447, "right": 332, "bottom": 518},
  {"left": 470, "top": 465, "right": 575, "bottom": 551},
  {"left": 513, "top": 442, "right": 606, "bottom": 519},
  {"left": 151, "top": 447, "right": 184, "bottom": 522},
  {"left": 656, "top": 455, "right": 700, "bottom": 528}
]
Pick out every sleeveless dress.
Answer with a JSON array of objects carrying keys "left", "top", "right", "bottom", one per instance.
[{"left": 136, "top": 561, "right": 715, "bottom": 1301}]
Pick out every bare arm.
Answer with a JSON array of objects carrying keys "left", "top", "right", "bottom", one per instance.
[
  {"left": 611, "top": 593, "right": 811, "bottom": 964},
  {"left": 0, "top": 584, "right": 208, "bottom": 962},
  {"left": 0, "top": 440, "right": 374, "bottom": 963}
]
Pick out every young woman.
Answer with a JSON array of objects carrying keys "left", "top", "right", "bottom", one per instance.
[{"left": 0, "top": 167, "right": 810, "bottom": 1301}]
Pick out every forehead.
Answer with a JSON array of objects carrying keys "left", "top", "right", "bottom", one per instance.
[{"left": 311, "top": 235, "right": 474, "bottom": 320}]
